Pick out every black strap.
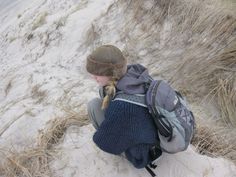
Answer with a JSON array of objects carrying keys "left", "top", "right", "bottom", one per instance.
[
  {"left": 149, "top": 162, "right": 157, "bottom": 168},
  {"left": 145, "top": 165, "right": 156, "bottom": 177},
  {"left": 149, "top": 145, "right": 162, "bottom": 161},
  {"left": 145, "top": 161, "right": 158, "bottom": 177}
]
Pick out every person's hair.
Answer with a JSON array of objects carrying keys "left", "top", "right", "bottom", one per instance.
[{"left": 101, "top": 77, "right": 119, "bottom": 109}]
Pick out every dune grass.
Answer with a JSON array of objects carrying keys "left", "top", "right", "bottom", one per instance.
[
  {"left": 0, "top": 113, "right": 89, "bottom": 177},
  {"left": 0, "top": 0, "right": 236, "bottom": 176},
  {"left": 119, "top": 0, "right": 236, "bottom": 127},
  {"left": 192, "top": 116, "right": 236, "bottom": 164}
]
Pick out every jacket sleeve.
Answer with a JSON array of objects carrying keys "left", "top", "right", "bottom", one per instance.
[{"left": 93, "top": 101, "right": 135, "bottom": 155}]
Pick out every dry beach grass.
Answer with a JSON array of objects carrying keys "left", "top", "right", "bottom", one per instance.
[
  {"left": 0, "top": 113, "right": 89, "bottom": 177},
  {"left": 192, "top": 114, "right": 236, "bottom": 164},
  {"left": 117, "top": 0, "right": 236, "bottom": 127},
  {"left": 0, "top": 0, "right": 236, "bottom": 176}
]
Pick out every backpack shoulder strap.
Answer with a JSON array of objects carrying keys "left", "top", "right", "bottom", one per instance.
[{"left": 113, "top": 91, "right": 148, "bottom": 108}]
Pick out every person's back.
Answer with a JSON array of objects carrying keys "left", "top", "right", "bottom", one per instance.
[{"left": 93, "top": 96, "right": 159, "bottom": 168}]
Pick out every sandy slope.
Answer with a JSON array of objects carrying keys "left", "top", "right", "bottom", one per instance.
[
  {"left": 0, "top": 0, "right": 111, "bottom": 150},
  {"left": 0, "top": 0, "right": 235, "bottom": 176},
  {"left": 51, "top": 124, "right": 236, "bottom": 177}
]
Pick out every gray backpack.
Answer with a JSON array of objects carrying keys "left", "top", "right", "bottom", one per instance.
[{"left": 114, "top": 79, "right": 195, "bottom": 153}]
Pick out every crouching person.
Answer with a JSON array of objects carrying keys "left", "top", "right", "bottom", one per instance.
[{"left": 86, "top": 45, "right": 194, "bottom": 177}]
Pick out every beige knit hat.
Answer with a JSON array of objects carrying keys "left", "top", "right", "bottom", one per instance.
[{"left": 86, "top": 45, "right": 127, "bottom": 79}]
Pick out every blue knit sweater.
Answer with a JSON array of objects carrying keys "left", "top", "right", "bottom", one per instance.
[{"left": 93, "top": 99, "right": 159, "bottom": 168}]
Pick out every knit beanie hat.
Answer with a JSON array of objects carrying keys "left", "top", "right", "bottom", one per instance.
[{"left": 86, "top": 45, "right": 127, "bottom": 79}]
